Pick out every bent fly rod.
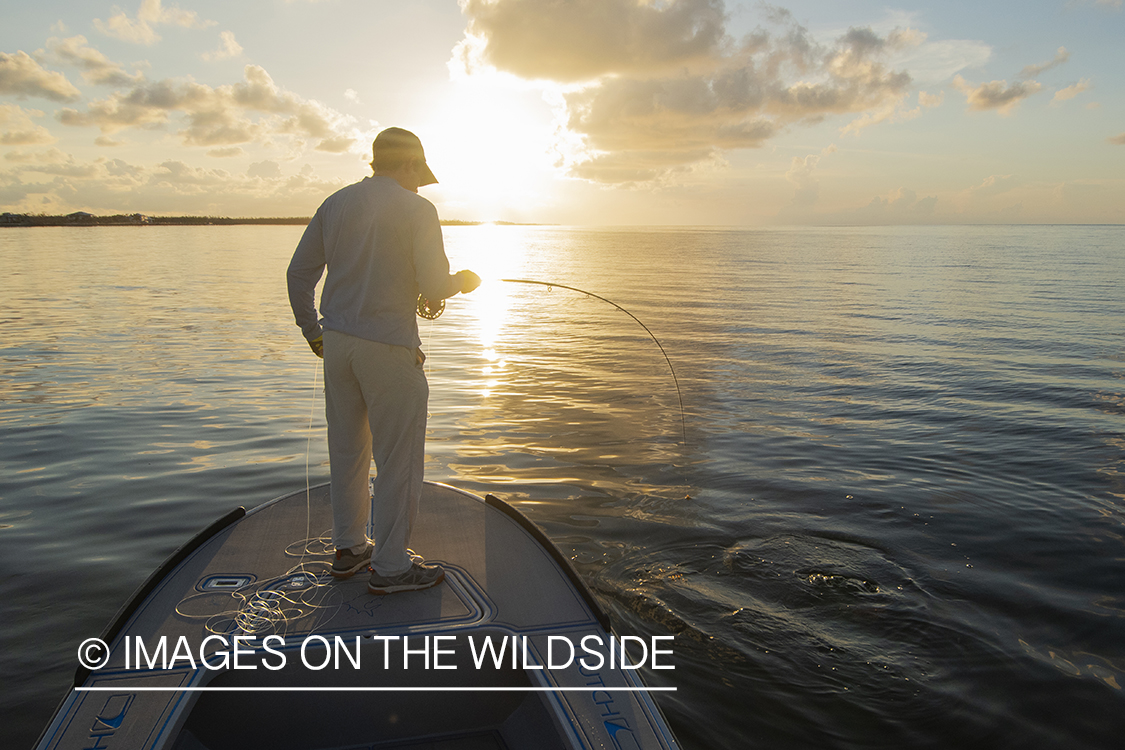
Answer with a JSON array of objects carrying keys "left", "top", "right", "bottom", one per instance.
[{"left": 418, "top": 279, "right": 688, "bottom": 446}]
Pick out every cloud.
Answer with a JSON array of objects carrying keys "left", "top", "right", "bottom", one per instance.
[
  {"left": 1108, "top": 133, "right": 1125, "bottom": 145},
  {"left": 1052, "top": 78, "right": 1091, "bottom": 103},
  {"left": 952, "top": 75, "right": 1042, "bottom": 115},
  {"left": 1, "top": 104, "right": 57, "bottom": 145},
  {"left": 454, "top": 0, "right": 727, "bottom": 83},
  {"left": 96, "top": 135, "right": 124, "bottom": 146},
  {"left": 56, "top": 64, "right": 360, "bottom": 153},
  {"left": 918, "top": 90, "right": 944, "bottom": 108},
  {"left": 38, "top": 35, "right": 145, "bottom": 86},
  {"left": 785, "top": 152, "right": 825, "bottom": 206},
  {"left": 94, "top": 0, "right": 216, "bottom": 46},
  {"left": 203, "top": 31, "right": 243, "bottom": 62},
  {"left": 777, "top": 143, "right": 836, "bottom": 218},
  {"left": 1, "top": 148, "right": 345, "bottom": 215},
  {"left": 314, "top": 134, "right": 355, "bottom": 153},
  {"left": 454, "top": 3, "right": 925, "bottom": 183},
  {"left": 4, "top": 147, "right": 100, "bottom": 177},
  {"left": 1019, "top": 47, "right": 1069, "bottom": 79},
  {"left": 886, "top": 38, "right": 991, "bottom": 85},
  {"left": 965, "top": 174, "right": 1019, "bottom": 197},
  {"left": 855, "top": 186, "right": 937, "bottom": 221},
  {"left": 0, "top": 50, "right": 82, "bottom": 101},
  {"left": 247, "top": 159, "right": 281, "bottom": 179},
  {"left": 1067, "top": 0, "right": 1122, "bottom": 9},
  {"left": 207, "top": 145, "right": 243, "bottom": 157}
]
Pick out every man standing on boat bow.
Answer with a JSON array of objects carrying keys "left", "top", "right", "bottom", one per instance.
[{"left": 287, "top": 127, "right": 480, "bottom": 594}]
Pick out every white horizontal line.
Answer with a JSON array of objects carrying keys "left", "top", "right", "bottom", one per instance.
[{"left": 76, "top": 686, "right": 675, "bottom": 693}]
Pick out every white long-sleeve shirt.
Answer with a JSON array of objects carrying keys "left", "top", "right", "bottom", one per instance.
[{"left": 287, "top": 176, "right": 462, "bottom": 349}]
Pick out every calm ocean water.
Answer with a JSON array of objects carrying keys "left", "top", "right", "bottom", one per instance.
[{"left": 2, "top": 224, "right": 1123, "bottom": 748}]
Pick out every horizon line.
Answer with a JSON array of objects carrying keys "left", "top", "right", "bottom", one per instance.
[
  {"left": 75, "top": 685, "right": 676, "bottom": 693},
  {"left": 2, "top": 213, "right": 1123, "bottom": 229}
]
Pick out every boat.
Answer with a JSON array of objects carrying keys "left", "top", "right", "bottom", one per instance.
[{"left": 35, "top": 481, "right": 682, "bottom": 749}]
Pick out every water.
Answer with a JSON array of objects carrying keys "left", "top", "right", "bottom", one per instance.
[{"left": 2, "top": 224, "right": 1123, "bottom": 748}]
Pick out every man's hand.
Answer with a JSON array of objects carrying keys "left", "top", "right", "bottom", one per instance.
[
  {"left": 458, "top": 270, "right": 482, "bottom": 294},
  {"left": 308, "top": 336, "right": 324, "bottom": 358}
]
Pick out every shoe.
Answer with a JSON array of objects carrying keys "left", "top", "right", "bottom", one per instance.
[
  {"left": 368, "top": 560, "right": 445, "bottom": 595},
  {"left": 331, "top": 545, "right": 372, "bottom": 578}
]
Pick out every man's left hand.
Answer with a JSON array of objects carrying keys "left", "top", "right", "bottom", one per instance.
[
  {"left": 458, "top": 270, "right": 482, "bottom": 294},
  {"left": 308, "top": 336, "right": 324, "bottom": 358}
]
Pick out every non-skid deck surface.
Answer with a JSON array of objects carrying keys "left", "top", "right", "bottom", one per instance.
[
  {"left": 40, "top": 484, "right": 678, "bottom": 750},
  {"left": 113, "top": 483, "right": 591, "bottom": 656}
]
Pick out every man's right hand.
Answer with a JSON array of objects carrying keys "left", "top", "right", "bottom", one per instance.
[
  {"left": 308, "top": 336, "right": 324, "bottom": 358},
  {"left": 458, "top": 270, "right": 482, "bottom": 294}
]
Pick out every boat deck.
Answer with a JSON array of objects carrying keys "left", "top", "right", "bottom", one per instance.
[{"left": 38, "top": 483, "right": 679, "bottom": 750}]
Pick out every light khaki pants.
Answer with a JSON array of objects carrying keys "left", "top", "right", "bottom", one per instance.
[{"left": 322, "top": 330, "right": 427, "bottom": 577}]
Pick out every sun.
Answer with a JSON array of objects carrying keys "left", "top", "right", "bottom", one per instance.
[{"left": 419, "top": 76, "right": 560, "bottom": 222}]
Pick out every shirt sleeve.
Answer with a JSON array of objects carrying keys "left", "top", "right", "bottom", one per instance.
[
  {"left": 411, "top": 200, "right": 462, "bottom": 302},
  {"left": 287, "top": 210, "right": 326, "bottom": 341}
]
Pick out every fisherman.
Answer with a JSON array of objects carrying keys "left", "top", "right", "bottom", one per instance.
[{"left": 287, "top": 127, "right": 480, "bottom": 594}]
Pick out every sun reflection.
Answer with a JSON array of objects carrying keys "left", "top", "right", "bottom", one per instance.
[{"left": 443, "top": 224, "right": 529, "bottom": 398}]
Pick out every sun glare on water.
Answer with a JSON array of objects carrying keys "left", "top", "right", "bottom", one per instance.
[{"left": 445, "top": 223, "right": 528, "bottom": 399}]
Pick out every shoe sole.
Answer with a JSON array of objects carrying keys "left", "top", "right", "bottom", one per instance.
[{"left": 368, "top": 569, "right": 445, "bottom": 595}]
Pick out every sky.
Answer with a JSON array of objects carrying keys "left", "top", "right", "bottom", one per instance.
[{"left": 1, "top": 0, "right": 1123, "bottom": 225}]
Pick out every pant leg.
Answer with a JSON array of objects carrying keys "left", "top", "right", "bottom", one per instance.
[
  {"left": 323, "top": 330, "right": 373, "bottom": 554},
  {"left": 350, "top": 339, "right": 429, "bottom": 577}
]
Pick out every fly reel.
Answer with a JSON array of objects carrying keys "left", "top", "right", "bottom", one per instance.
[{"left": 416, "top": 294, "right": 445, "bottom": 320}]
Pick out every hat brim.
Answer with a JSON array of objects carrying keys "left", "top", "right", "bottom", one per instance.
[{"left": 418, "top": 162, "right": 438, "bottom": 186}]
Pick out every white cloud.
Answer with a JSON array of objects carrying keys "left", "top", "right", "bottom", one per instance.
[
  {"left": 0, "top": 50, "right": 82, "bottom": 101},
  {"left": 952, "top": 75, "right": 1042, "bottom": 115},
  {"left": 1019, "top": 47, "right": 1069, "bottom": 79},
  {"left": 1, "top": 104, "right": 57, "bottom": 145},
  {"left": 56, "top": 64, "right": 361, "bottom": 154},
  {"left": 854, "top": 186, "right": 937, "bottom": 221},
  {"left": 4, "top": 147, "right": 100, "bottom": 177},
  {"left": 95, "top": 0, "right": 216, "bottom": 46},
  {"left": 207, "top": 145, "right": 243, "bottom": 157},
  {"left": 38, "top": 35, "right": 145, "bottom": 86},
  {"left": 965, "top": 174, "right": 1020, "bottom": 197},
  {"left": 454, "top": 3, "right": 925, "bottom": 184},
  {"left": 202, "top": 31, "right": 243, "bottom": 62},
  {"left": 1052, "top": 78, "right": 1092, "bottom": 103},
  {"left": 885, "top": 38, "right": 992, "bottom": 85},
  {"left": 918, "top": 90, "right": 944, "bottom": 108},
  {"left": 785, "top": 150, "right": 828, "bottom": 206},
  {"left": 454, "top": 0, "right": 726, "bottom": 83},
  {"left": 0, "top": 149, "right": 346, "bottom": 215},
  {"left": 1108, "top": 133, "right": 1125, "bottom": 145},
  {"left": 1067, "top": 0, "right": 1122, "bottom": 9},
  {"left": 247, "top": 159, "right": 281, "bottom": 179}
]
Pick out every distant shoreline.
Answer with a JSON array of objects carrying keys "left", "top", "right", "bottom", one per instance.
[{"left": 0, "top": 213, "right": 542, "bottom": 228}]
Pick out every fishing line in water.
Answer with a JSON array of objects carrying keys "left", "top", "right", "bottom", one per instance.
[
  {"left": 508, "top": 280, "right": 688, "bottom": 446},
  {"left": 418, "top": 280, "right": 688, "bottom": 446}
]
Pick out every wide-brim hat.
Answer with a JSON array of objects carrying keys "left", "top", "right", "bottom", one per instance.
[{"left": 373, "top": 127, "right": 438, "bottom": 186}]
